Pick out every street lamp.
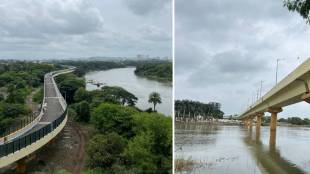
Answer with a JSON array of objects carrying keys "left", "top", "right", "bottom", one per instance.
[
  {"left": 259, "top": 80, "right": 263, "bottom": 98},
  {"left": 276, "top": 58, "right": 285, "bottom": 85}
]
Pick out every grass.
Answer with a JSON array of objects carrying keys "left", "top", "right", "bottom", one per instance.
[{"left": 175, "top": 158, "right": 197, "bottom": 173}]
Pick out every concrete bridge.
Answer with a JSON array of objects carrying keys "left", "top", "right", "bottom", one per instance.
[
  {"left": 0, "top": 67, "right": 75, "bottom": 172},
  {"left": 239, "top": 58, "right": 310, "bottom": 145}
]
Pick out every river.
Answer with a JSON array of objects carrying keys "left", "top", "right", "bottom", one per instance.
[
  {"left": 175, "top": 122, "right": 310, "bottom": 174},
  {"left": 84, "top": 67, "right": 172, "bottom": 116}
]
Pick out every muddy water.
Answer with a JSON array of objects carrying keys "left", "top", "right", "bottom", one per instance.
[
  {"left": 175, "top": 122, "right": 310, "bottom": 174},
  {"left": 85, "top": 67, "right": 172, "bottom": 116}
]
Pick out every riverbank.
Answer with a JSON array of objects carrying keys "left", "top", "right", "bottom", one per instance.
[
  {"left": 134, "top": 61, "right": 172, "bottom": 82},
  {"left": 175, "top": 118, "right": 242, "bottom": 125},
  {"left": 175, "top": 119, "right": 310, "bottom": 128}
]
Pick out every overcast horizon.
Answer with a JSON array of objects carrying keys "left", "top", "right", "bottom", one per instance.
[
  {"left": 175, "top": 0, "right": 310, "bottom": 118},
  {"left": 0, "top": 0, "right": 171, "bottom": 59}
]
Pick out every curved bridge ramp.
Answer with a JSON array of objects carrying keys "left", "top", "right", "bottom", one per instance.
[{"left": 0, "top": 68, "right": 74, "bottom": 169}]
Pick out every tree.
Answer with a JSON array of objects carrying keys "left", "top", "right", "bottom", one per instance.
[
  {"left": 86, "top": 133, "right": 126, "bottom": 169},
  {"left": 123, "top": 112, "right": 172, "bottom": 173},
  {"left": 74, "top": 87, "right": 91, "bottom": 102},
  {"left": 75, "top": 101, "right": 91, "bottom": 122},
  {"left": 148, "top": 92, "right": 162, "bottom": 111},
  {"left": 284, "top": 0, "right": 310, "bottom": 23},
  {"left": 91, "top": 103, "right": 138, "bottom": 137},
  {"left": 58, "top": 76, "right": 85, "bottom": 104},
  {"left": 100, "top": 86, "right": 138, "bottom": 106}
]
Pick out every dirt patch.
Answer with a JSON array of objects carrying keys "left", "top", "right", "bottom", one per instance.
[{"left": 0, "top": 118, "right": 90, "bottom": 174}]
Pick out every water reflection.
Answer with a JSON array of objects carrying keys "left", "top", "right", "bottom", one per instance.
[
  {"left": 175, "top": 122, "right": 310, "bottom": 174},
  {"left": 244, "top": 128, "right": 305, "bottom": 174}
]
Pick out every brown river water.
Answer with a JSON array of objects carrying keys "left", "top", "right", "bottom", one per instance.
[{"left": 175, "top": 122, "right": 310, "bottom": 174}]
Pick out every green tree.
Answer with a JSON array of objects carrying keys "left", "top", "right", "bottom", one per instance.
[
  {"left": 91, "top": 103, "right": 138, "bottom": 137},
  {"left": 123, "top": 132, "right": 157, "bottom": 173},
  {"left": 148, "top": 92, "right": 162, "bottom": 111},
  {"left": 1, "top": 103, "right": 29, "bottom": 118},
  {"left": 87, "top": 133, "right": 126, "bottom": 169},
  {"left": 75, "top": 101, "right": 91, "bottom": 122},
  {"left": 58, "top": 77, "right": 85, "bottom": 104},
  {"left": 74, "top": 87, "right": 91, "bottom": 102},
  {"left": 284, "top": 0, "right": 310, "bottom": 23},
  {"left": 101, "top": 86, "right": 138, "bottom": 106},
  {"left": 0, "top": 94, "right": 4, "bottom": 101},
  {"left": 124, "top": 112, "right": 172, "bottom": 173}
]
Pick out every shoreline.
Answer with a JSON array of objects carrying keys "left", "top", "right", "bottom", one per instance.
[{"left": 175, "top": 120, "right": 310, "bottom": 127}]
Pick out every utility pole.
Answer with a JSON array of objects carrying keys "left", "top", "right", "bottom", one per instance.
[
  {"left": 260, "top": 80, "right": 263, "bottom": 98},
  {"left": 276, "top": 58, "right": 284, "bottom": 85}
]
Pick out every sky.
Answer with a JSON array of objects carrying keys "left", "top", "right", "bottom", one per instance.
[
  {"left": 0, "top": 0, "right": 171, "bottom": 59},
  {"left": 175, "top": 0, "right": 310, "bottom": 118}
]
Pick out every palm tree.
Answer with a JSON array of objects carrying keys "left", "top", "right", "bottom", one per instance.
[{"left": 148, "top": 92, "right": 162, "bottom": 111}]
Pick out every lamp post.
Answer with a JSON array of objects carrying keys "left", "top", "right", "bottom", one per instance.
[
  {"left": 276, "top": 58, "right": 285, "bottom": 85},
  {"left": 260, "top": 80, "right": 263, "bottom": 98}
]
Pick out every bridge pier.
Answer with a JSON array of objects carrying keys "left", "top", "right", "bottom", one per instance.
[
  {"left": 256, "top": 113, "right": 262, "bottom": 131},
  {"left": 267, "top": 107, "right": 282, "bottom": 146},
  {"left": 256, "top": 113, "right": 263, "bottom": 139},
  {"left": 248, "top": 119, "right": 253, "bottom": 130},
  {"left": 268, "top": 107, "right": 282, "bottom": 132}
]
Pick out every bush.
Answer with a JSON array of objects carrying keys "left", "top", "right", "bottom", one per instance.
[
  {"left": 126, "top": 112, "right": 172, "bottom": 173},
  {"left": 91, "top": 103, "right": 138, "bottom": 137},
  {"left": 75, "top": 101, "right": 91, "bottom": 122},
  {"left": 87, "top": 133, "right": 126, "bottom": 169}
]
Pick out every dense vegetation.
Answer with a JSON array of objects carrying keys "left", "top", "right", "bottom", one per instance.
[
  {"left": 56, "top": 72, "right": 172, "bottom": 174},
  {"left": 175, "top": 100, "right": 224, "bottom": 121},
  {"left": 0, "top": 61, "right": 58, "bottom": 135},
  {"left": 52, "top": 60, "right": 126, "bottom": 77},
  {"left": 261, "top": 116, "right": 310, "bottom": 126},
  {"left": 278, "top": 117, "right": 310, "bottom": 125},
  {"left": 52, "top": 59, "right": 172, "bottom": 80},
  {"left": 134, "top": 61, "right": 172, "bottom": 81}
]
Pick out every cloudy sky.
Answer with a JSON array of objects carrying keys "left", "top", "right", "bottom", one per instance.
[
  {"left": 175, "top": 0, "right": 310, "bottom": 118},
  {"left": 0, "top": 0, "right": 171, "bottom": 59}
]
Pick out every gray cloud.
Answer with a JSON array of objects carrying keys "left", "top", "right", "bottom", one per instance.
[
  {"left": 175, "top": 0, "right": 310, "bottom": 117},
  {"left": 124, "top": 0, "right": 169, "bottom": 15},
  {"left": 0, "top": 0, "right": 171, "bottom": 59}
]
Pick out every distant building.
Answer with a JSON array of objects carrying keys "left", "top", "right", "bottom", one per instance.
[{"left": 209, "top": 102, "right": 221, "bottom": 110}]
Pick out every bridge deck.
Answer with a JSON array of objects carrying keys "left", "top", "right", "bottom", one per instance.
[
  {"left": 240, "top": 58, "right": 310, "bottom": 119},
  {"left": 8, "top": 73, "right": 65, "bottom": 139}
]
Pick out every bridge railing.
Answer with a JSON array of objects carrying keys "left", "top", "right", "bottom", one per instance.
[
  {"left": 0, "top": 68, "right": 73, "bottom": 158},
  {"left": 0, "top": 108, "right": 67, "bottom": 158}
]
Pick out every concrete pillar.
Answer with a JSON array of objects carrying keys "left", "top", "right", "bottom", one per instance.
[
  {"left": 16, "top": 158, "right": 26, "bottom": 173},
  {"left": 267, "top": 107, "right": 282, "bottom": 132},
  {"left": 248, "top": 119, "right": 253, "bottom": 130},
  {"left": 256, "top": 113, "right": 262, "bottom": 131},
  {"left": 256, "top": 113, "right": 263, "bottom": 140},
  {"left": 267, "top": 107, "right": 282, "bottom": 146}
]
